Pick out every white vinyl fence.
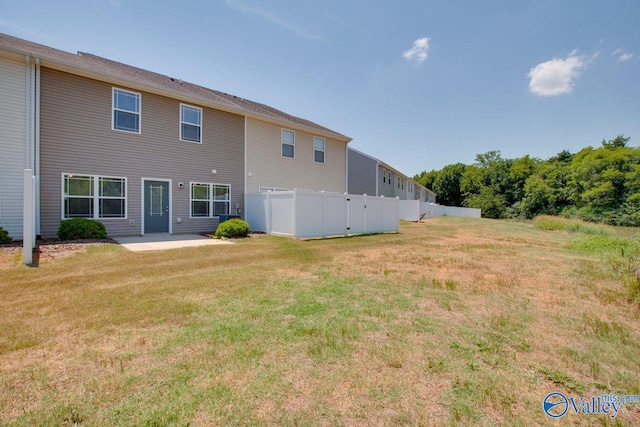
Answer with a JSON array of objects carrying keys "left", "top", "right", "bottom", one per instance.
[
  {"left": 245, "top": 190, "right": 399, "bottom": 239},
  {"left": 420, "top": 202, "right": 481, "bottom": 219}
]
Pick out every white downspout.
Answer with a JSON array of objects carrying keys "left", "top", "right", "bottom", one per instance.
[
  {"left": 375, "top": 161, "right": 380, "bottom": 197},
  {"left": 35, "top": 57, "right": 41, "bottom": 236},
  {"left": 345, "top": 144, "right": 349, "bottom": 193}
]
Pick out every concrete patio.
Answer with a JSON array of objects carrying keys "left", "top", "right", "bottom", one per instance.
[{"left": 113, "top": 233, "right": 233, "bottom": 252}]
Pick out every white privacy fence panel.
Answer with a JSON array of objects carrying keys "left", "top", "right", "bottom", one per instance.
[
  {"left": 296, "top": 190, "right": 348, "bottom": 239},
  {"left": 270, "top": 192, "right": 296, "bottom": 237},
  {"left": 245, "top": 192, "right": 268, "bottom": 232},
  {"left": 382, "top": 197, "right": 399, "bottom": 231},
  {"left": 246, "top": 190, "right": 399, "bottom": 239},
  {"left": 398, "top": 200, "right": 420, "bottom": 221},
  {"left": 420, "top": 202, "right": 481, "bottom": 219},
  {"left": 347, "top": 194, "right": 366, "bottom": 234}
]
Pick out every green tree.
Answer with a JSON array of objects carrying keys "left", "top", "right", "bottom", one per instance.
[{"left": 432, "top": 163, "right": 467, "bottom": 206}]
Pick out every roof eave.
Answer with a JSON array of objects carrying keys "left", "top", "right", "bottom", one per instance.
[{"left": 33, "top": 55, "right": 350, "bottom": 143}]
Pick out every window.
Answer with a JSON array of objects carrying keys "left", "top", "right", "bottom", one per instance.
[
  {"left": 112, "top": 88, "right": 140, "bottom": 133},
  {"left": 313, "top": 137, "right": 325, "bottom": 163},
  {"left": 190, "top": 183, "right": 230, "bottom": 218},
  {"left": 282, "top": 129, "right": 295, "bottom": 158},
  {"left": 180, "top": 104, "right": 202, "bottom": 143},
  {"left": 63, "top": 174, "right": 126, "bottom": 219},
  {"left": 383, "top": 168, "right": 387, "bottom": 183}
]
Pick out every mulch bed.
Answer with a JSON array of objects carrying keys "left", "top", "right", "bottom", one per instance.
[{"left": 0, "top": 239, "right": 116, "bottom": 263}]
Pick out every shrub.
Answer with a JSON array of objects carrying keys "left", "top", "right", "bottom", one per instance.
[
  {"left": 214, "top": 218, "right": 249, "bottom": 239},
  {"left": 0, "top": 226, "right": 12, "bottom": 244},
  {"left": 57, "top": 218, "right": 107, "bottom": 240}
]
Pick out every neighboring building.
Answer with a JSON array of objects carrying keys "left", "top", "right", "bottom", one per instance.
[
  {"left": 245, "top": 110, "right": 350, "bottom": 193},
  {"left": 348, "top": 147, "right": 436, "bottom": 203},
  {"left": 0, "top": 33, "right": 351, "bottom": 239},
  {"left": 0, "top": 41, "right": 38, "bottom": 241}
]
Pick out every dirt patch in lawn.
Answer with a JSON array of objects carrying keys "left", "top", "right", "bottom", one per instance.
[{"left": 0, "top": 239, "right": 115, "bottom": 268}]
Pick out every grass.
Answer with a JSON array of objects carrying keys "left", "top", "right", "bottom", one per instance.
[{"left": 1, "top": 217, "right": 640, "bottom": 426}]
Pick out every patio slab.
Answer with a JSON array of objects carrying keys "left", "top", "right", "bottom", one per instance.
[{"left": 113, "top": 233, "right": 233, "bottom": 252}]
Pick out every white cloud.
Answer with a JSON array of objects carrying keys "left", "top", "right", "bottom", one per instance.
[
  {"left": 224, "top": 0, "right": 324, "bottom": 42},
  {"left": 527, "top": 51, "right": 589, "bottom": 96},
  {"left": 402, "top": 37, "right": 430, "bottom": 63},
  {"left": 619, "top": 53, "right": 633, "bottom": 62},
  {"left": 612, "top": 48, "right": 633, "bottom": 62}
]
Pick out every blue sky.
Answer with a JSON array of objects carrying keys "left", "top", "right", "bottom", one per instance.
[{"left": 2, "top": 1, "right": 638, "bottom": 176}]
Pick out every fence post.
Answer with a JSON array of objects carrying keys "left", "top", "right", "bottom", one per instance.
[
  {"left": 395, "top": 197, "right": 400, "bottom": 233},
  {"left": 292, "top": 190, "right": 298, "bottom": 240},
  {"left": 23, "top": 169, "right": 35, "bottom": 265},
  {"left": 322, "top": 191, "right": 326, "bottom": 239},
  {"left": 344, "top": 193, "right": 349, "bottom": 237},
  {"left": 363, "top": 194, "right": 367, "bottom": 234},
  {"left": 265, "top": 191, "right": 272, "bottom": 235}
]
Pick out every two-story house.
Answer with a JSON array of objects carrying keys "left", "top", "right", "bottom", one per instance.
[
  {"left": 348, "top": 147, "right": 436, "bottom": 203},
  {"left": 0, "top": 33, "right": 351, "bottom": 239}
]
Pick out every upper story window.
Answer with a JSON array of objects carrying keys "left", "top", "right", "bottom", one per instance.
[
  {"left": 282, "top": 129, "right": 295, "bottom": 158},
  {"left": 180, "top": 104, "right": 202, "bottom": 143},
  {"left": 313, "top": 137, "right": 325, "bottom": 163},
  {"left": 63, "top": 173, "right": 126, "bottom": 219},
  {"left": 112, "top": 88, "right": 140, "bottom": 133},
  {"left": 383, "top": 168, "right": 387, "bottom": 183}
]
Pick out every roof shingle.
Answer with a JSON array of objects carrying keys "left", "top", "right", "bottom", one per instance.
[{"left": 0, "top": 32, "right": 350, "bottom": 141}]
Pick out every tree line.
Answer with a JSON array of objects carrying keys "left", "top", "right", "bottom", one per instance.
[{"left": 414, "top": 136, "right": 640, "bottom": 227}]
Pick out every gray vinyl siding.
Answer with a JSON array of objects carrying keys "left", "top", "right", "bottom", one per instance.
[
  {"left": 39, "top": 68, "right": 244, "bottom": 238},
  {"left": 0, "top": 56, "right": 27, "bottom": 240},
  {"left": 347, "top": 148, "right": 377, "bottom": 196},
  {"left": 378, "top": 166, "right": 395, "bottom": 198}
]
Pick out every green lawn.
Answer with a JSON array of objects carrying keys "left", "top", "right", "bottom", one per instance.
[{"left": 1, "top": 217, "right": 639, "bottom": 426}]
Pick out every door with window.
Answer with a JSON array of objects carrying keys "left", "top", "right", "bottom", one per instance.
[{"left": 144, "top": 180, "right": 169, "bottom": 233}]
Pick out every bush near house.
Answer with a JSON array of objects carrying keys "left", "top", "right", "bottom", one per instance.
[
  {"left": 57, "top": 218, "right": 107, "bottom": 240},
  {"left": 214, "top": 218, "right": 250, "bottom": 239},
  {"left": 0, "top": 226, "right": 12, "bottom": 244}
]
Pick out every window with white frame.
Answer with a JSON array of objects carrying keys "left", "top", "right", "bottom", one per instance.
[
  {"left": 281, "top": 129, "right": 295, "bottom": 158},
  {"left": 112, "top": 88, "right": 140, "bottom": 133},
  {"left": 180, "top": 104, "right": 202, "bottom": 143},
  {"left": 383, "top": 168, "right": 387, "bottom": 183},
  {"left": 191, "top": 183, "right": 230, "bottom": 218},
  {"left": 313, "top": 137, "right": 325, "bottom": 163},
  {"left": 63, "top": 174, "right": 126, "bottom": 219}
]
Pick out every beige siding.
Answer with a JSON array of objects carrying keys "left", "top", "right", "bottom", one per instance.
[
  {"left": 0, "top": 56, "right": 27, "bottom": 240},
  {"left": 245, "top": 118, "right": 347, "bottom": 193},
  {"left": 40, "top": 68, "right": 244, "bottom": 238}
]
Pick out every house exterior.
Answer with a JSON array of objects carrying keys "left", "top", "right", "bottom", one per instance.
[
  {"left": 0, "top": 33, "right": 351, "bottom": 240},
  {"left": 348, "top": 147, "right": 436, "bottom": 203}
]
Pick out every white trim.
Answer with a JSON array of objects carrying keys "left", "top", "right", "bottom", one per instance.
[
  {"left": 258, "top": 187, "right": 288, "bottom": 192},
  {"left": 281, "top": 128, "right": 295, "bottom": 159},
  {"left": 141, "top": 177, "right": 172, "bottom": 235},
  {"left": 179, "top": 103, "right": 202, "bottom": 144},
  {"left": 112, "top": 87, "right": 141, "bottom": 134},
  {"left": 313, "top": 136, "right": 325, "bottom": 164},
  {"left": 189, "top": 181, "right": 231, "bottom": 219}
]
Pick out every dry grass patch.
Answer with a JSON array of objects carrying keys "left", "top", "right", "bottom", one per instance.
[{"left": 1, "top": 217, "right": 639, "bottom": 425}]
